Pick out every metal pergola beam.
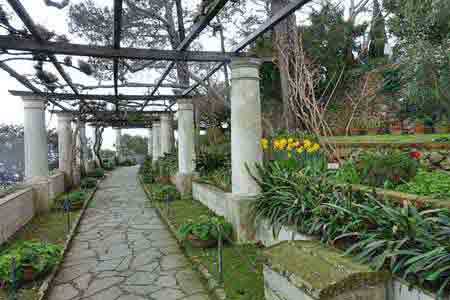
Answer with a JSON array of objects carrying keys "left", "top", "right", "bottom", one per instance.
[
  {"left": 0, "top": 36, "right": 235, "bottom": 62},
  {"left": 113, "top": 0, "right": 123, "bottom": 100},
  {"left": 7, "top": 0, "right": 81, "bottom": 98},
  {"left": 142, "top": 0, "right": 230, "bottom": 110},
  {"left": 9, "top": 90, "right": 194, "bottom": 101}
]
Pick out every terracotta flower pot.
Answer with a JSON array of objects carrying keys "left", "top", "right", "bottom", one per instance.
[
  {"left": 187, "top": 234, "right": 218, "bottom": 248},
  {"left": 157, "top": 176, "right": 171, "bottom": 184},
  {"left": 415, "top": 124, "right": 425, "bottom": 134},
  {"left": 23, "top": 266, "right": 37, "bottom": 282},
  {"left": 435, "top": 126, "right": 449, "bottom": 134}
]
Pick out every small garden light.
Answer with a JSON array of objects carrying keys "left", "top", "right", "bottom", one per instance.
[{"left": 63, "top": 197, "right": 71, "bottom": 233}]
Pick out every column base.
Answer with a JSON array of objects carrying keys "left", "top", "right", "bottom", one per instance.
[
  {"left": 172, "top": 173, "right": 196, "bottom": 195},
  {"left": 227, "top": 194, "right": 257, "bottom": 243},
  {"left": 29, "top": 178, "right": 52, "bottom": 213}
]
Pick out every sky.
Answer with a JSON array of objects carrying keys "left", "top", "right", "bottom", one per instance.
[{"left": 0, "top": 0, "right": 366, "bottom": 149}]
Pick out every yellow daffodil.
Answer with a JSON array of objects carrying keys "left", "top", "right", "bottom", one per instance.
[
  {"left": 260, "top": 138, "right": 269, "bottom": 150},
  {"left": 287, "top": 152, "right": 292, "bottom": 158},
  {"left": 278, "top": 138, "right": 287, "bottom": 150},
  {"left": 303, "top": 139, "right": 312, "bottom": 149},
  {"left": 296, "top": 146, "right": 305, "bottom": 154},
  {"left": 307, "top": 143, "right": 321, "bottom": 153},
  {"left": 288, "top": 138, "right": 294, "bottom": 144}
]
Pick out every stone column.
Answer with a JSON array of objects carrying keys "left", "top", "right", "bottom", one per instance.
[
  {"left": 147, "top": 128, "right": 153, "bottom": 157},
  {"left": 22, "top": 96, "right": 51, "bottom": 212},
  {"left": 78, "top": 122, "right": 89, "bottom": 165},
  {"left": 23, "top": 96, "right": 49, "bottom": 181},
  {"left": 160, "top": 114, "right": 173, "bottom": 155},
  {"left": 229, "top": 57, "right": 263, "bottom": 242},
  {"left": 174, "top": 99, "right": 196, "bottom": 194},
  {"left": 231, "top": 57, "right": 263, "bottom": 196},
  {"left": 115, "top": 128, "right": 122, "bottom": 163},
  {"left": 57, "top": 112, "right": 74, "bottom": 189},
  {"left": 178, "top": 99, "right": 195, "bottom": 174},
  {"left": 152, "top": 122, "right": 161, "bottom": 162}
]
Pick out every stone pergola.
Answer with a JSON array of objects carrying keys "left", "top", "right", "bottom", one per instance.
[{"left": 1, "top": 0, "right": 312, "bottom": 213}]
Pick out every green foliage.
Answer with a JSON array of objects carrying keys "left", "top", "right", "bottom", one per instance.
[
  {"left": 57, "top": 191, "right": 86, "bottom": 209},
  {"left": 356, "top": 150, "right": 419, "bottom": 188},
  {"left": 197, "top": 167, "right": 231, "bottom": 192},
  {"left": 396, "top": 169, "right": 450, "bottom": 199},
  {"left": 0, "top": 241, "right": 62, "bottom": 285},
  {"left": 119, "top": 159, "right": 136, "bottom": 166},
  {"left": 195, "top": 150, "right": 230, "bottom": 176},
  {"left": 179, "top": 215, "right": 232, "bottom": 241},
  {"left": 139, "top": 158, "right": 155, "bottom": 184},
  {"left": 334, "top": 160, "right": 362, "bottom": 184},
  {"left": 157, "top": 152, "right": 178, "bottom": 177},
  {"left": 120, "top": 134, "right": 148, "bottom": 155},
  {"left": 149, "top": 184, "right": 180, "bottom": 202},
  {"left": 87, "top": 168, "right": 104, "bottom": 178},
  {"left": 80, "top": 177, "right": 97, "bottom": 189}
]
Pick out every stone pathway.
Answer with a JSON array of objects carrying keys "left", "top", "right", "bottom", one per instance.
[{"left": 48, "top": 166, "right": 211, "bottom": 300}]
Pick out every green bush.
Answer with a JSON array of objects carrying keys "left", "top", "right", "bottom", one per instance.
[
  {"left": 179, "top": 215, "right": 232, "bottom": 241},
  {"left": 0, "top": 241, "right": 62, "bottom": 286},
  {"left": 150, "top": 184, "right": 180, "bottom": 202},
  {"left": 87, "top": 168, "right": 104, "bottom": 178},
  {"left": 157, "top": 152, "right": 178, "bottom": 177},
  {"left": 139, "top": 158, "right": 155, "bottom": 183},
  {"left": 195, "top": 150, "right": 230, "bottom": 176},
  {"left": 120, "top": 159, "right": 136, "bottom": 166},
  {"left": 81, "top": 177, "right": 97, "bottom": 189},
  {"left": 56, "top": 191, "right": 86, "bottom": 209},
  {"left": 103, "top": 161, "right": 115, "bottom": 171},
  {"left": 396, "top": 169, "right": 450, "bottom": 199},
  {"left": 197, "top": 167, "right": 231, "bottom": 192}
]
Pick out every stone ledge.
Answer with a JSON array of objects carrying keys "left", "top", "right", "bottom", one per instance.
[{"left": 263, "top": 241, "right": 390, "bottom": 300}]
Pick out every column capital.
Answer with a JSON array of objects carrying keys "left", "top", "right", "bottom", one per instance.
[
  {"left": 177, "top": 99, "right": 193, "bottom": 111},
  {"left": 22, "top": 96, "right": 47, "bottom": 110},
  {"left": 56, "top": 112, "right": 74, "bottom": 122},
  {"left": 231, "top": 57, "right": 262, "bottom": 81}
]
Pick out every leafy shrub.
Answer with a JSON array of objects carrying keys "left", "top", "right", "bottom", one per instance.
[
  {"left": 139, "top": 158, "right": 155, "bottom": 183},
  {"left": 334, "top": 160, "right": 361, "bottom": 184},
  {"left": 119, "top": 159, "right": 136, "bottom": 166},
  {"left": 251, "top": 163, "right": 450, "bottom": 296},
  {"left": 0, "top": 241, "right": 62, "bottom": 285},
  {"left": 81, "top": 177, "right": 97, "bottom": 189},
  {"left": 157, "top": 152, "right": 178, "bottom": 177},
  {"left": 396, "top": 169, "right": 450, "bottom": 199},
  {"left": 87, "top": 168, "right": 104, "bottom": 178},
  {"left": 197, "top": 167, "right": 231, "bottom": 192},
  {"left": 150, "top": 184, "right": 180, "bottom": 202},
  {"left": 56, "top": 191, "right": 86, "bottom": 209},
  {"left": 356, "top": 150, "right": 419, "bottom": 188},
  {"left": 103, "top": 161, "right": 115, "bottom": 171},
  {"left": 179, "top": 215, "right": 232, "bottom": 241},
  {"left": 195, "top": 150, "right": 230, "bottom": 176}
]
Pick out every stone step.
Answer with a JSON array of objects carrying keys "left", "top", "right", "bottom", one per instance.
[{"left": 263, "top": 240, "right": 390, "bottom": 300}]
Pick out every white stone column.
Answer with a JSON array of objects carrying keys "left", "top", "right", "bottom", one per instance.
[
  {"left": 177, "top": 99, "right": 195, "bottom": 175},
  {"left": 147, "top": 128, "right": 153, "bottom": 157},
  {"left": 115, "top": 128, "right": 122, "bottom": 163},
  {"left": 160, "top": 114, "right": 173, "bottom": 155},
  {"left": 78, "top": 122, "right": 89, "bottom": 164},
  {"left": 57, "top": 112, "right": 74, "bottom": 188},
  {"left": 152, "top": 122, "right": 161, "bottom": 162},
  {"left": 22, "top": 96, "right": 49, "bottom": 181},
  {"left": 231, "top": 57, "right": 263, "bottom": 196}
]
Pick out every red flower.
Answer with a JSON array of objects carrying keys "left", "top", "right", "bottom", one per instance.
[
  {"left": 410, "top": 143, "right": 419, "bottom": 148},
  {"left": 410, "top": 151, "right": 422, "bottom": 159}
]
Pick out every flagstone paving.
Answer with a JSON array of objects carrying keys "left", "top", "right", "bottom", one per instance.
[{"left": 48, "top": 166, "right": 211, "bottom": 300}]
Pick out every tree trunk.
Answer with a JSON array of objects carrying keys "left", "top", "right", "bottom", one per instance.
[{"left": 272, "top": 0, "right": 297, "bottom": 130}]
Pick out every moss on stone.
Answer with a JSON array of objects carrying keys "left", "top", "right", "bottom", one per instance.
[{"left": 263, "top": 240, "right": 390, "bottom": 299}]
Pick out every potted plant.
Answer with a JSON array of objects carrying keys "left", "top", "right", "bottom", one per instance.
[
  {"left": 415, "top": 118, "right": 426, "bottom": 134},
  {"left": 435, "top": 119, "right": 450, "bottom": 134},
  {"left": 423, "top": 116, "right": 434, "bottom": 134},
  {"left": 389, "top": 120, "right": 402, "bottom": 135},
  {"left": 179, "top": 215, "right": 233, "bottom": 248},
  {"left": 366, "top": 118, "right": 381, "bottom": 135}
]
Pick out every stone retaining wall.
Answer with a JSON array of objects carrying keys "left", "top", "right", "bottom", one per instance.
[{"left": 0, "top": 187, "right": 34, "bottom": 244}]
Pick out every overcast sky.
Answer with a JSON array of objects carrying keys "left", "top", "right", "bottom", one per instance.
[{"left": 0, "top": 0, "right": 363, "bottom": 149}]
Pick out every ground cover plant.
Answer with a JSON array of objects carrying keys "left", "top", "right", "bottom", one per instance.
[
  {"left": 179, "top": 215, "right": 232, "bottom": 243},
  {"left": 396, "top": 169, "right": 450, "bottom": 199},
  {"left": 0, "top": 241, "right": 62, "bottom": 287},
  {"left": 87, "top": 168, "right": 105, "bottom": 178},
  {"left": 251, "top": 140, "right": 450, "bottom": 297}
]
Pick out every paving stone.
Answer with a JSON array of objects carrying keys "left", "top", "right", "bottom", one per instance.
[
  {"left": 48, "top": 283, "right": 79, "bottom": 300},
  {"left": 48, "top": 166, "right": 211, "bottom": 300}
]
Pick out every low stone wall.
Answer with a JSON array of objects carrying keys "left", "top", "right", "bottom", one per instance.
[
  {"left": 192, "top": 182, "right": 231, "bottom": 217},
  {"left": 48, "top": 172, "right": 65, "bottom": 200},
  {"left": 0, "top": 188, "right": 34, "bottom": 245}
]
